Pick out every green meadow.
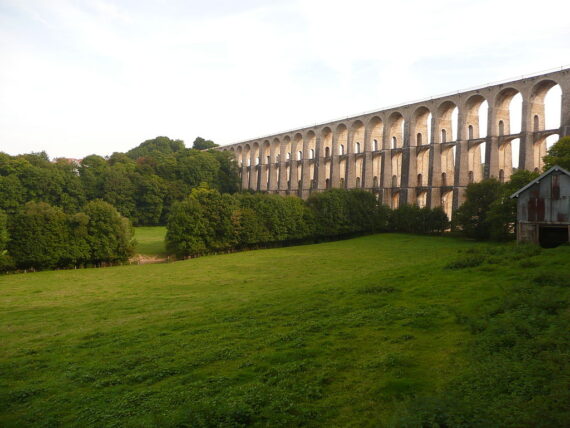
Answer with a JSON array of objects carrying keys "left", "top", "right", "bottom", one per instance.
[
  {"left": 1, "top": 233, "right": 569, "bottom": 427},
  {"left": 134, "top": 227, "right": 168, "bottom": 258}
]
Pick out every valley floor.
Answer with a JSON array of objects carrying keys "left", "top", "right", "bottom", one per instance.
[{"left": 1, "top": 234, "right": 569, "bottom": 427}]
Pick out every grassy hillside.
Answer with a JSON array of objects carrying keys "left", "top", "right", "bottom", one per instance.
[{"left": 1, "top": 234, "right": 569, "bottom": 427}]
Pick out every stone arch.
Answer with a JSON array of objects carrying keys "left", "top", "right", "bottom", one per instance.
[
  {"left": 494, "top": 87, "right": 522, "bottom": 136},
  {"left": 293, "top": 133, "right": 303, "bottom": 160},
  {"left": 495, "top": 88, "right": 523, "bottom": 179},
  {"left": 387, "top": 112, "right": 405, "bottom": 149},
  {"left": 464, "top": 94, "right": 489, "bottom": 139},
  {"left": 530, "top": 79, "right": 563, "bottom": 170},
  {"left": 367, "top": 116, "right": 383, "bottom": 151},
  {"left": 336, "top": 124, "right": 348, "bottom": 186},
  {"left": 243, "top": 144, "right": 251, "bottom": 167},
  {"left": 252, "top": 142, "right": 260, "bottom": 166},
  {"left": 262, "top": 140, "right": 271, "bottom": 164},
  {"left": 273, "top": 138, "right": 282, "bottom": 189},
  {"left": 321, "top": 127, "right": 333, "bottom": 184},
  {"left": 530, "top": 79, "right": 562, "bottom": 130},
  {"left": 306, "top": 131, "right": 316, "bottom": 159},
  {"left": 236, "top": 145, "right": 243, "bottom": 167},
  {"left": 336, "top": 123, "right": 348, "bottom": 156},
  {"left": 411, "top": 106, "right": 431, "bottom": 146},
  {"left": 322, "top": 127, "right": 333, "bottom": 158},
  {"left": 441, "top": 190, "right": 453, "bottom": 221},
  {"left": 416, "top": 148, "right": 430, "bottom": 186},
  {"left": 391, "top": 191, "right": 400, "bottom": 209},
  {"left": 283, "top": 136, "right": 292, "bottom": 188},
  {"left": 417, "top": 190, "right": 428, "bottom": 208},
  {"left": 351, "top": 120, "right": 365, "bottom": 153},
  {"left": 436, "top": 100, "right": 458, "bottom": 142},
  {"left": 437, "top": 101, "right": 458, "bottom": 187},
  {"left": 305, "top": 131, "right": 317, "bottom": 189}
]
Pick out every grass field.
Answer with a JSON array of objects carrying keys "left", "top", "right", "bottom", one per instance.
[
  {"left": 134, "top": 227, "right": 167, "bottom": 257},
  {"left": 1, "top": 233, "right": 569, "bottom": 427}
]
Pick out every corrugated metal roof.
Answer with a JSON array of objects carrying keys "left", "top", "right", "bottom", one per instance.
[{"left": 510, "top": 165, "right": 570, "bottom": 199}]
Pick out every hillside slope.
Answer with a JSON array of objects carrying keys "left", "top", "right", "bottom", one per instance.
[{"left": 1, "top": 234, "right": 569, "bottom": 427}]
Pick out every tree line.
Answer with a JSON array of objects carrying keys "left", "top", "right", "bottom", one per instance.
[
  {"left": 0, "top": 200, "right": 134, "bottom": 272},
  {"left": 453, "top": 136, "right": 570, "bottom": 241},
  {"left": 0, "top": 136, "right": 239, "bottom": 226},
  {"left": 166, "top": 187, "right": 449, "bottom": 258}
]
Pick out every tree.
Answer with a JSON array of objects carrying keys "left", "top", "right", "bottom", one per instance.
[
  {"left": 306, "top": 189, "right": 353, "bottom": 237},
  {"left": 175, "top": 150, "right": 220, "bottom": 188},
  {"left": 83, "top": 200, "right": 135, "bottom": 264},
  {"left": 486, "top": 170, "right": 540, "bottom": 241},
  {"left": 101, "top": 166, "right": 136, "bottom": 219},
  {"left": 132, "top": 173, "right": 167, "bottom": 226},
  {"left": 192, "top": 137, "right": 218, "bottom": 150},
  {"left": 0, "top": 209, "right": 7, "bottom": 252},
  {"left": 0, "top": 209, "right": 14, "bottom": 272},
  {"left": 79, "top": 155, "right": 109, "bottom": 200},
  {"left": 7, "top": 202, "right": 71, "bottom": 270},
  {"left": 543, "top": 136, "right": 570, "bottom": 171},
  {"left": 166, "top": 197, "right": 209, "bottom": 258},
  {"left": 191, "top": 187, "right": 237, "bottom": 251},
  {"left": 211, "top": 150, "right": 240, "bottom": 193},
  {"left": 0, "top": 175, "right": 25, "bottom": 215},
  {"left": 127, "top": 136, "right": 185, "bottom": 160},
  {"left": 453, "top": 179, "right": 503, "bottom": 240}
]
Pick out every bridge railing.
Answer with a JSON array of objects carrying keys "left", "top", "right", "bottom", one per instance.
[{"left": 223, "top": 64, "right": 570, "bottom": 147}]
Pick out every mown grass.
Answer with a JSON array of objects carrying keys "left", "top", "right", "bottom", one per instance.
[
  {"left": 1, "top": 234, "right": 568, "bottom": 427},
  {"left": 134, "top": 227, "right": 167, "bottom": 257}
]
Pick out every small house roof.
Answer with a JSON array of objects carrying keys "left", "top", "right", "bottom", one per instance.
[{"left": 510, "top": 165, "right": 570, "bottom": 199}]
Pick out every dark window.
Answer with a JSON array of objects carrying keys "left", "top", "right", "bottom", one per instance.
[{"left": 552, "top": 175, "right": 560, "bottom": 200}]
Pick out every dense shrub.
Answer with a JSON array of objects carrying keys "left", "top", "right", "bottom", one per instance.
[
  {"left": 307, "top": 189, "right": 378, "bottom": 238},
  {"left": 8, "top": 202, "right": 73, "bottom": 270},
  {"left": 453, "top": 179, "right": 502, "bottom": 240},
  {"left": 6, "top": 201, "right": 134, "bottom": 270},
  {"left": 0, "top": 209, "right": 14, "bottom": 272},
  {"left": 83, "top": 200, "right": 135, "bottom": 264},
  {"left": 0, "top": 209, "right": 7, "bottom": 251},
  {"left": 166, "top": 197, "right": 209, "bottom": 258},
  {"left": 166, "top": 188, "right": 449, "bottom": 259}
]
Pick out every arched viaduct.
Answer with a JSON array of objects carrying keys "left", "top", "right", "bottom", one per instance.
[{"left": 218, "top": 68, "right": 570, "bottom": 219}]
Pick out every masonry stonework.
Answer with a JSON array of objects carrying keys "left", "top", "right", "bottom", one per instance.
[{"left": 218, "top": 69, "right": 570, "bottom": 220}]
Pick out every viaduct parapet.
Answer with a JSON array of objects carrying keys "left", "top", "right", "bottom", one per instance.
[{"left": 218, "top": 68, "right": 570, "bottom": 218}]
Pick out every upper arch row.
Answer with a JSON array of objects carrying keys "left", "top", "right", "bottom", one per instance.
[{"left": 219, "top": 71, "right": 569, "bottom": 156}]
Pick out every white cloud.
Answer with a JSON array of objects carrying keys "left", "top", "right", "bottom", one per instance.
[{"left": 0, "top": 0, "right": 568, "bottom": 158}]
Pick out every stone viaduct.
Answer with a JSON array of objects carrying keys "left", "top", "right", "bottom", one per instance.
[{"left": 218, "top": 68, "right": 570, "bottom": 219}]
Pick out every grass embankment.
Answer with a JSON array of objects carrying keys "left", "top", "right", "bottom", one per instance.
[
  {"left": 1, "top": 234, "right": 569, "bottom": 427},
  {"left": 134, "top": 226, "right": 167, "bottom": 258}
]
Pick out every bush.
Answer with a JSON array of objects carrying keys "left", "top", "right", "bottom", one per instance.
[
  {"left": 166, "top": 197, "right": 209, "bottom": 258},
  {"left": 453, "top": 179, "right": 502, "bottom": 240},
  {"left": 166, "top": 189, "right": 454, "bottom": 259},
  {"left": 8, "top": 202, "right": 72, "bottom": 270},
  {"left": 83, "top": 200, "right": 135, "bottom": 264}
]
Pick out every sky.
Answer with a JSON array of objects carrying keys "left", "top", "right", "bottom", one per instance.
[{"left": 0, "top": 0, "right": 569, "bottom": 159}]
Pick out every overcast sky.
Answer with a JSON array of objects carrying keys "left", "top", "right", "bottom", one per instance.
[{"left": 0, "top": 0, "right": 569, "bottom": 159}]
